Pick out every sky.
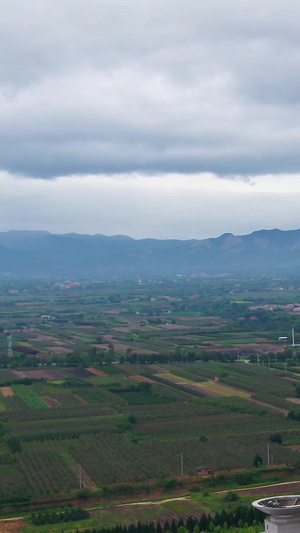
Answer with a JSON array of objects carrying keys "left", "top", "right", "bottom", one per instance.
[{"left": 1, "top": 0, "right": 300, "bottom": 240}]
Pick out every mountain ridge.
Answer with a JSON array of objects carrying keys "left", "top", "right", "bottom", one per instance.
[{"left": 0, "top": 228, "right": 299, "bottom": 278}]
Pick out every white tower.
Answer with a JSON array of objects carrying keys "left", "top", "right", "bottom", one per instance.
[{"left": 253, "top": 496, "right": 300, "bottom": 532}]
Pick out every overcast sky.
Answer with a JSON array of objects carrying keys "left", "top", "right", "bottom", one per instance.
[{"left": 1, "top": 0, "right": 300, "bottom": 239}]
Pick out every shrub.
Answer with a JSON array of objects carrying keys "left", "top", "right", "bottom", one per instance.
[
  {"left": 223, "top": 491, "right": 240, "bottom": 502},
  {"left": 270, "top": 433, "right": 283, "bottom": 445}
]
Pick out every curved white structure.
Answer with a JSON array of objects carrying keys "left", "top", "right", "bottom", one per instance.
[{"left": 252, "top": 496, "right": 300, "bottom": 532}]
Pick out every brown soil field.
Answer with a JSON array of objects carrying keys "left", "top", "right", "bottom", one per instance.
[
  {"left": 180, "top": 316, "right": 228, "bottom": 325},
  {"left": 74, "top": 394, "right": 88, "bottom": 404},
  {"left": 0, "top": 518, "right": 26, "bottom": 533},
  {"left": 46, "top": 346, "right": 73, "bottom": 354},
  {"left": 42, "top": 396, "right": 60, "bottom": 407},
  {"left": 135, "top": 349, "right": 158, "bottom": 355},
  {"left": 87, "top": 368, "right": 108, "bottom": 376},
  {"left": 201, "top": 342, "right": 284, "bottom": 355},
  {"left": 234, "top": 342, "right": 284, "bottom": 354},
  {"left": 13, "top": 369, "right": 65, "bottom": 380},
  {"left": 161, "top": 324, "right": 191, "bottom": 330},
  {"left": 0, "top": 386, "right": 14, "bottom": 397},
  {"left": 129, "top": 375, "right": 154, "bottom": 383},
  {"left": 30, "top": 334, "right": 59, "bottom": 341},
  {"left": 94, "top": 343, "right": 109, "bottom": 349},
  {"left": 113, "top": 342, "right": 131, "bottom": 351},
  {"left": 148, "top": 365, "right": 168, "bottom": 373},
  {"left": 102, "top": 334, "right": 115, "bottom": 341},
  {"left": 11, "top": 370, "right": 28, "bottom": 379}
]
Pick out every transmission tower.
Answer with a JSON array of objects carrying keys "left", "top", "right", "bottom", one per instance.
[{"left": 7, "top": 334, "right": 12, "bottom": 357}]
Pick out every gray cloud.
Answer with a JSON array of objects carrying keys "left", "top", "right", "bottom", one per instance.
[
  {"left": 1, "top": 0, "right": 300, "bottom": 177},
  {"left": 1, "top": 172, "right": 300, "bottom": 240}
]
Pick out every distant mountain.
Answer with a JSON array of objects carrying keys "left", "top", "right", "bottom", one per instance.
[{"left": 1, "top": 229, "right": 300, "bottom": 278}]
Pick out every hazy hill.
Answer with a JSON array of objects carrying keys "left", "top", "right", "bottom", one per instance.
[{"left": 0, "top": 228, "right": 300, "bottom": 278}]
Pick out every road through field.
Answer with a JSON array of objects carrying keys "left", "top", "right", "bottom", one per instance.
[
  {"left": 215, "top": 480, "right": 300, "bottom": 496},
  {"left": 0, "top": 517, "right": 26, "bottom": 533},
  {"left": 3, "top": 483, "right": 300, "bottom": 531},
  {"left": 247, "top": 398, "right": 289, "bottom": 415}
]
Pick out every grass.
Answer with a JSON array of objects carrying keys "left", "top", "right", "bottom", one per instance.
[
  {"left": 0, "top": 398, "right": 7, "bottom": 410},
  {"left": 156, "top": 371, "right": 251, "bottom": 398},
  {"left": 158, "top": 372, "right": 198, "bottom": 384},
  {"left": 197, "top": 382, "right": 251, "bottom": 398},
  {"left": 12, "top": 385, "right": 49, "bottom": 410},
  {"left": 22, "top": 517, "right": 98, "bottom": 532}
]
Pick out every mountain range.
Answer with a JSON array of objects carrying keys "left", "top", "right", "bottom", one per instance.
[{"left": 0, "top": 228, "right": 300, "bottom": 278}]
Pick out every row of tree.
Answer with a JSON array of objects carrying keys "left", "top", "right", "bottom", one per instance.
[
  {"left": 31, "top": 505, "right": 89, "bottom": 525},
  {"left": 71, "top": 506, "right": 264, "bottom": 533}
]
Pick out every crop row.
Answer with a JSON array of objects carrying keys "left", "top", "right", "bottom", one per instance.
[
  {"left": 6, "top": 413, "right": 120, "bottom": 437},
  {"left": 72, "top": 387, "right": 105, "bottom": 404},
  {"left": 12, "top": 385, "right": 48, "bottom": 409},
  {"left": 17, "top": 447, "right": 77, "bottom": 495},
  {"left": 0, "top": 404, "right": 113, "bottom": 422},
  {"left": 66, "top": 429, "right": 298, "bottom": 485}
]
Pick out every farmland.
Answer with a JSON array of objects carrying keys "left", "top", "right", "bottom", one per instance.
[{"left": 1, "top": 277, "right": 300, "bottom": 506}]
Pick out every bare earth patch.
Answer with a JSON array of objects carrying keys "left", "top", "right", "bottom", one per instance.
[
  {"left": 0, "top": 518, "right": 26, "bottom": 533},
  {"left": 87, "top": 368, "right": 108, "bottom": 376},
  {"left": 74, "top": 394, "right": 88, "bottom": 404},
  {"left": 46, "top": 346, "right": 73, "bottom": 354},
  {"left": 13, "top": 369, "right": 65, "bottom": 380},
  {"left": 29, "top": 334, "right": 59, "bottom": 341},
  {"left": 42, "top": 396, "right": 60, "bottom": 407},
  {"left": 148, "top": 365, "right": 168, "bottom": 373},
  {"left": 162, "top": 324, "right": 191, "bottom": 330},
  {"left": 287, "top": 397, "right": 300, "bottom": 404},
  {"left": 0, "top": 386, "right": 14, "bottom": 397},
  {"left": 129, "top": 375, "right": 154, "bottom": 383}
]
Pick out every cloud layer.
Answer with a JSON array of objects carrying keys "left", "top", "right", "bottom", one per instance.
[
  {"left": 0, "top": 172, "right": 299, "bottom": 239},
  {"left": 2, "top": 0, "right": 300, "bottom": 177}
]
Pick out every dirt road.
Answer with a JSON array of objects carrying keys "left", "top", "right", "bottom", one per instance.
[
  {"left": 0, "top": 517, "right": 26, "bottom": 533},
  {"left": 215, "top": 480, "right": 300, "bottom": 497}
]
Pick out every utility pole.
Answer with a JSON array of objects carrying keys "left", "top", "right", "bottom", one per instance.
[
  {"left": 267, "top": 443, "right": 270, "bottom": 466},
  {"left": 77, "top": 464, "right": 82, "bottom": 488},
  {"left": 7, "top": 334, "right": 12, "bottom": 357},
  {"left": 180, "top": 453, "right": 184, "bottom": 476}
]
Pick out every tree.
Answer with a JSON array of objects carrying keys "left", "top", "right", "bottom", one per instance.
[
  {"left": 253, "top": 453, "right": 263, "bottom": 467},
  {"left": 270, "top": 433, "right": 283, "bottom": 445}
]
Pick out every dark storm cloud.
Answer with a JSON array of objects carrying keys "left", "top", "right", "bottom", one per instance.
[{"left": 1, "top": 0, "right": 300, "bottom": 178}]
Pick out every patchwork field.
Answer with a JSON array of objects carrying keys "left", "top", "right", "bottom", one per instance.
[
  {"left": 0, "top": 360, "right": 299, "bottom": 504},
  {"left": 1, "top": 277, "right": 300, "bottom": 506},
  {"left": 155, "top": 372, "right": 251, "bottom": 398}
]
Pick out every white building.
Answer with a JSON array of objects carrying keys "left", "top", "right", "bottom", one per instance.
[{"left": 253, "top": 496, "right": 300, "bottom": 532}]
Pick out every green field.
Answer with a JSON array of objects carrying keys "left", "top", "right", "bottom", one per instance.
[{"left": 1, "top": 277, "right": 300, "bottom": 506}]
